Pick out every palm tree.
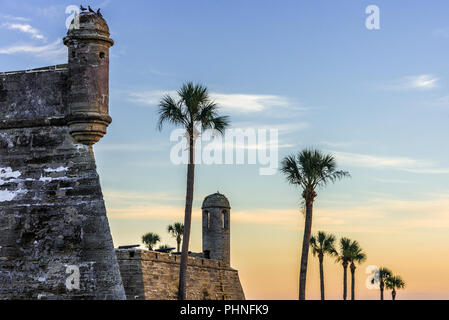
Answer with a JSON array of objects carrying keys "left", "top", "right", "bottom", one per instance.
[
  {"left": 348, "top": 240, "right": 367, "bottom": 300},
  {"left": 158, "top": 82, "right": 230, "bottom": 300},
  {"left": 167, "top": 222, "right": 184, "bottom": 253},
  {"left": 371, "top": 267, "right": 392, "bottom": 300},
  {"left": 385, "top": 275, "right": 405, "bottom": 300},
  {"left": 336, "top": 237, "right": 352, "bottom": 300},
  {"left": 157, "top": 244, "right": 175, "bottom": 253},
  {"left": 310, "top": 231, "right": 337, "bottom": 300},
  {"left": 281, "top": 149, "right": 349, "bottom": 300},
  {"left": 141, "top": 232, "right": 161, "bottom": 250}
]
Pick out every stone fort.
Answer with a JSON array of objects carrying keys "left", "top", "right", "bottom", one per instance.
[{"left": 0, "top": 12, "right": 244, "bottom": 300}]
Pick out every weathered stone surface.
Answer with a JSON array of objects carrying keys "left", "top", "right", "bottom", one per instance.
[
  {"left": 63, "top": 12, "right": 114, "bottom": 147},
  {"left": 0, "top": 125, "right": 125, "bottom": 299},
  {"left": 117, "top": 193, "right": 244, "bottom": 301},
  {"left": 0, "top": 12, "right": 125, "bottom": 300},
  {"left": 202, "top": 193, "right": 231, "bottom": 265},
  {"left": 116, "top": 250, "right": 245, "bottom": 300},
  {"left": 0, "top": 65, "right": 68, "bottom": 129}
]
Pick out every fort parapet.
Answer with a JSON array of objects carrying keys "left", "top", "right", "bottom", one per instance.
[
  {"left": 116, "top": 249, "right": 245, "bottom": 300},
  {"left": 116, "top": 193, "right": 245, "bottom": 300},
  {"left": 0, "top": 12, "right": 125, "bottom": 300}
]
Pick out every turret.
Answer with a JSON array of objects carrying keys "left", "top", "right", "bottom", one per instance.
[
  {"left": 202, "top": 192, "right": 231, "bottom": 265},
  {"left": 63, "top": 11, "right": 114, "bottom": 147}
]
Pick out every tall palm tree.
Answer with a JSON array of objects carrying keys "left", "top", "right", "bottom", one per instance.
[
  {"left": 348, "top": 240, "right": 367, "bottom": 300},
  {"left": 336, "top": 237, "right": 352, "bottom": 300},
  {"left": 310, "top": 231, "right": 337, "bottom": 300},
  {"left": 281, "top": 149, "right": 349, "bottom": 300},
  {"left": 385, "top": 275, "right": 405, "bottom": 300},
  {"left": 167, "top": 222, "right": 184, "bottom": 253},
  {"left": 158, "top": 82, "right": 230, "bottom": 300},
  {"left": 371, "top": 267, "right": 392, "bottom": 300},
  {"left": 141, "top": 232, "right": 161, "bottom": 250}
]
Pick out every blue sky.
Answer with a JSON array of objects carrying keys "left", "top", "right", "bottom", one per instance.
[{"left": 1, "top": 0, "right": 449, "bottom": 299}]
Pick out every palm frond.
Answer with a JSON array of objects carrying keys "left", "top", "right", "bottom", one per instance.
[
  {"left": 168, "top": 222, "right": 184, "bottom": 236},
  {"left": 385, "top": 274, "right": 405, "bottom": 290},
  {"left": 310, "top": 231, "right": 337, "bottom": 257},
  {"left": 157, "top": 94, "right": 186, "bottom": 131},
  {"left": 158, "top": 82, "right": 229, "bottom": 137},
  {"left": 141, "top": 232, "right": 161, "bottom": 249},
  {"left": 280, "top": 155, "right": 304, "bottom": 187},
  {"left": 336, "top": 237, "right": 353, "bottom": 263},
  {"left": 309, "top": 235, "right": 319, "bottom": 256},
  {"left": 178, "top": 82, "right": 210, "bottom": 116},
  {"left": 281, "top": 149, "right": 349, "bottom": 199}
]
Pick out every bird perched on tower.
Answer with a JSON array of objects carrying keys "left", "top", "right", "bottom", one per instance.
[
  {"left": 88, "top": 5, "right": 95, "bottom": 13},
  {"left": 80, "top": 5, "right": 87, "bottom": 12}
]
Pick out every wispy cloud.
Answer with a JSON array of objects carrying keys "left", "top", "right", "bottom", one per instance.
[
  {"left": 104, "top": 188, "right": 449, "bottom": 235},
  {"left": 232, "top": 121, "right": 308, "bottom": 135},
  {"left": 1, "top": 22, "right": 46, "bottom": 41},
  {"left": 96, "top": 143, "right": 166, "bottom": 152},
  {"left": 372, "top": 177, "right": 416, "bottom": 184},
  {"left": 127, "top": 90, "right": 303, "bottom": 114},
  {"left": 211, "top": 93, "right": 295, "bottom": 113},
  {"left": 318, "top": 141, "right": 354, "bottom": 148},
  {"left": 432, "top": 27, "right": 449, "bottom": 39},
  {"left": 0, "top": 39, "right": 66, "bottom": 62},
  {"left": 384, "top": 74, "right": 439, "bottom": 90},
  {"left": 104, "top": 190, "right": 200, "bottom": 220},
  {"left": 333, "top": 151, "right": 426, "bottom": 168},
  {"left": 314, "top": 194, "right": 449, "bottom": 234},
  {"left": 128, "top": 90, "right": 173, "bottom": 106},
  {"left": 104, "top": 190, "right": 185, "bottom": 204},
  {"left": 430, "top": 95, "right": 449, "bottom": 108},
  {"left": 205, "top": 139, "right": 294, "bottom": 151},
  {"left": 332, "top": 151, "right": 449, "bottom": 174},
  {"left": 35, "top": 5, "right": 64, "bottom": 19},
  {"left": 0, "top": 14, "right": 30, "bottom": 22}
]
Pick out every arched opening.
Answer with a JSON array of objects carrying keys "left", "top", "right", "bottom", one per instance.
[
  {"left": 221, "top": 210, "right": 228, "bottom": 229},
  {"left": 207, "top": 211, "right": 210, "bottom": 229}
]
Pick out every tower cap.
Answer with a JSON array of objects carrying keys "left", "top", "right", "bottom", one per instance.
[
  {"left": 64, "top": 12, "right": 114, "bottom": 46},
  {"left": 202, "top": 192, "right": 230, "bottom": 209}
]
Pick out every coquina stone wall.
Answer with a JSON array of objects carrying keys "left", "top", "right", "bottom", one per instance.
[
  {"left": 0, "top": 65, "right": 125, "bottom": 300},
  {"left": 116, "top": 249, "right": 245, "bottom": 300},
  {"left": 0, "top": 11, "right": 126, "bottom": 300}
]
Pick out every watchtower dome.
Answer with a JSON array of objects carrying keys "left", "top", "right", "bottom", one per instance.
[{"left": 202, "top": 192, "right": 231, "bottom": 265}]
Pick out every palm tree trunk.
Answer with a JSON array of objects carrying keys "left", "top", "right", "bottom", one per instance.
[
  {"left": 392, "top": 289, "right": 396, "bottom": 301},
  {"left": 350, "top": 263, "right": 356, "bottom": 300},
  {"left": 299, "top": 199, "right": 313, "bottom": 300},
  {"left": 178, "top": 128, "right": 195, "bottom": 300},
  {"left": 343, "top": 263, "right": 348, "bottom": 300},
  {"left": 380, "top": 282, "right": 384, "bottom": 300},
  {"left": 319, "top": 254, "right": 325, "bottom": 300}
]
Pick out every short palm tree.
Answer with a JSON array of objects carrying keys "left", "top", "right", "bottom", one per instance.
[
  {"left": 348, "top": 240, "right": 367, "bottom": 300},
  {"left": 158, "top": 82, "right": 229, "bottom": 300},
  {"left": 336, "top": 237, "right": 352, "bottom": 300},
  {"left": 371, "top": 267, "right": 392, "bottom": 300},
  {"left": 385, "top": 275, "right": 405, "bottom": 300},
  {"left": 281, "top": 149, "right": 349, "bottom": 300},
  {"left": 167, "top": 222, "right": 184, "bottom": 253},
  {"left": 141, "top": 232, "right": 161, "bottom": 250},
  {"left": 157, "top": 244, "right": 175, "bottom": 253},
  {"left": 310, "top": 231, "right": 337, "bottom": 300}
]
